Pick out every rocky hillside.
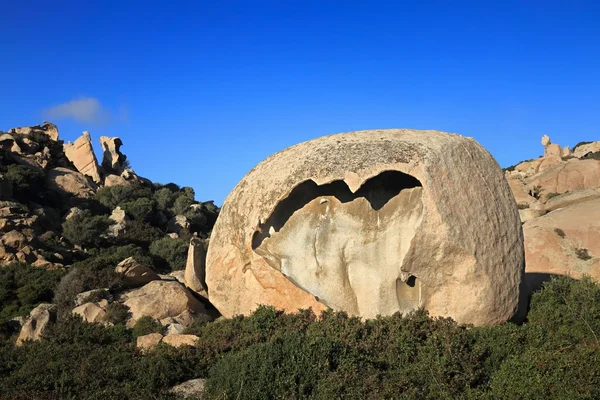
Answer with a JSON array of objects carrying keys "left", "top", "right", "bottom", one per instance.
[
  {"left": 0, "top": 122, "right": 219, "bottom": 345},
  {"left": 505, "top": 135, "right": 600, "bottom": 314}
]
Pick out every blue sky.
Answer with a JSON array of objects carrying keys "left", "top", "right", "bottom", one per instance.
[{"left": 1, "top": 1, "right": 599, "bottom": 205}]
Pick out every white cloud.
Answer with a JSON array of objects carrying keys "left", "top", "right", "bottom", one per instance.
[{"left": 43, "top": 97, "right": 112, "bottom": 124}]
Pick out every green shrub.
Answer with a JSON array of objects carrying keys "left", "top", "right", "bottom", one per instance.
[
  {"left": 61, "top": 210, "right": 113, "bottom": 248},
  {"left": 95, "top": 184, "right": 153, "bottom": 210},
  {"left": 149, "top": 237, "right": 189, "bottom": 271},
  {"left": 116, "top": 219, "right": 163, "bottom": 248},
  {"left": 0, "top": 263, "right": 65, "bottom": 328},
  {"left": 171, "top": 194, "right": 194, "bottom": 216},
  {"left": 132, "top": 316, "right": 164, "bottom": 337},
  {"left": 105, "top": 303, "right": 131, "bottom": 325},
  {"left": 121, "top": 197, "right": 157, "bottom": 222},
  {"left": 3, "top": 164, "right": 46, "bottom": 202},
  {"left": 2, "top": 276, "right": 600, "bottom": 399}
]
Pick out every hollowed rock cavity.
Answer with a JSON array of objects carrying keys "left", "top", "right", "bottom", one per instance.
[{"left": 253, "top": 171, "right": 423, "bottom": 318}]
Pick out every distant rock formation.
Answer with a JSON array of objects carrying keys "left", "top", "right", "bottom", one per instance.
[
  {"left": 64, "top": 131, "right": 102, "bottom": 183},
  {"left": 100, "top": 136, "right": 126, "bottom": 175},
  {"left": 206, "top": 129, "right": 524, "bottom": 326}
]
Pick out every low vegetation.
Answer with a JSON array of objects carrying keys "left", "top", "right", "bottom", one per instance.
[{"left": 1, "top": 276, "right": 599, "bottom": 399}]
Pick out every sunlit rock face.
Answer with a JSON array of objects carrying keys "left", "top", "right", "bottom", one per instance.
[
  {"left": 206, "top": 129, "right": 524, "bottom": 326},
  {"left": 253, "top": 173, "right": 423, "bottom": 318}
]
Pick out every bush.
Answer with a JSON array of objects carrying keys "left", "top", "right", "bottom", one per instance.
[
  {"left": 149, "top": 237, "right": 189, "bottom": 271},
  {"left": 53, "top": 248, "right": 140, "bottom": 315},
  {"left": 121, "top": 197, "right": 157, "bottom": 222},
  {"left": 3, "top": 164, "right": 46, "bottom": 202},
  {"left": 61, "top": 210, "right": 113, "bottom": 248},
  {"left": 116, "top": 219, "right": 163, "bottom": 248},
  {"left": 95, "top": 184, "right": 153, "bottom": 210},
  {"left": 105, "top": 303, "right": 131, "bottom": 325},
  {"left": 0, "top": 263, "right": 65, "bottom": 329},
  {"left": 2, "top": 276, "right": 600, "bottom": 399},
  {"left": 132, "top": 316, "right": 164, "bottom": 337}
]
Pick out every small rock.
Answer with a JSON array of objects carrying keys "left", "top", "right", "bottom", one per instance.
[
  {"left": 136, "top": 333, "right": 164, "bottom": 352},
  {"left": 162, "top": 334, "right": 199, "bottom": 348},
  {"left": 170, "top": 378, "right": 206, "bottom": 399},
  {"left": 115, "top": 257, "right": 160, "bottom": 288},
  {"left": 2, "top": 230, "right": 26, "bottom": 249},
  {"left": 16, "top": 304, "right": 56, "bottom": 346},
  {"left": 72, "top": 302, "right": 110, "bottom": 325}
]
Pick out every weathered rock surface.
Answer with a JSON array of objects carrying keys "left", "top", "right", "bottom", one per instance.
[
  {"left": 525, "top": 159, "right": 600, "bottom": 196},
  {"left": 507, "top": 177, "right": 537, "bottom": 209},
  {"left": 522, "top": 198, "right": 600, "bottom": 296},
  {"left": 8, "top": 122, "right": 59, "bottom": 142},
  {"left": 16, "top": 304, "right": 56, "bottom": 346},
  {"left": 544, "top": 189, "right": 600, "bottom": 212},
  {"left": 72, "top": 302, "right": 110, "bottom": 325},
  {"left": 206, "top": 129, "right": 524, "bottom": 326},
  {"left": 162, "top": 334, "right": 199, "bottom": 348},
  {"left": 121, "top": 280, "right": 207, "bottom": 325},
  {"left": 573, "top": 141, "right": 600, "bottom": 158},
  {"left": 46, "top": 167, "right": 97, "bottom": 199},
  {"left": 519, "top": 208, "right": 546, "bottom": 223},
  {"left": 136, "top": 333, "right": 164, "bottom": 352},
  {"left": 100, "top": 136, "right": 126, "bottom": 175},
  {"left": 115, "top": 257, "right": 160, "bottom": 288},
  {"left": 108, "top": 206, "right": 129, "bottom": 237},
  {"left": 64, "top": 131, "right": 102, "bottom": 183},
  {"left": 185, "top": 235, "right": 207, "bottom": 295},
  {"left": 170, "top": 378, "right": 206, "bottom": 399}
]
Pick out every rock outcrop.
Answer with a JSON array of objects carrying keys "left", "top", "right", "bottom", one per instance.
[
  {"left": 185, "top": 235, "right": 207, "bottom": 295},
  {"left": 64, "top": 131, "right": 102, "bottom": 183},
  {"left": 100, "top": 136, "right": 126, "bottom": 175},
  {"left": 16, "top": 303, "right": 56, "bottom": 346},
  {"left": 8, "top": 122, "right": 59, "bottom": 142},
  {"left": 206, "top": 129, "right": 524, "bottom": 326}
]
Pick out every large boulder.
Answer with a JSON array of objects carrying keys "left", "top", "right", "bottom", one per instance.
[
  {"left": 46, "top": 167, "right": 97, "bottom": 199},
  {"left": 115, "top": 257, "right": 160, "bottom": 288},
  {"left": 63, "top": 131, "right": 102, "bottom": 183},
  {"left": 120, "top": 280, "right": 207, "bottom": 325},
  {"left": 206, "top": 129, "right": 524, "bottom": 326},
  {"left": 16, "top": 303, "right": 56, "bottom": 346}
]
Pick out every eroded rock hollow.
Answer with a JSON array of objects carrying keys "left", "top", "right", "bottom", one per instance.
[
  {"left": 206, "top": 129, "right": 524, "bottom": 326},
  {"left": 253, "top": 172, "right": 424, "bottom": 318}
]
